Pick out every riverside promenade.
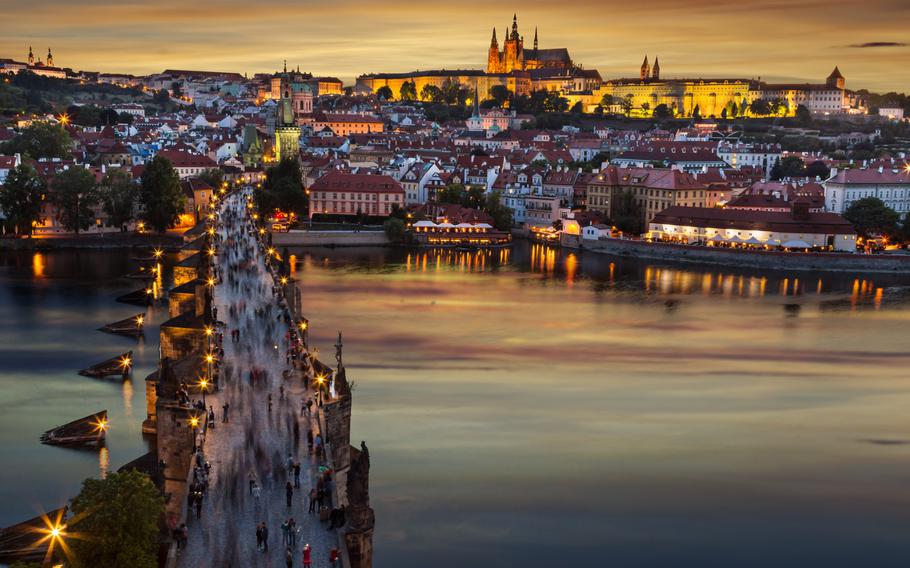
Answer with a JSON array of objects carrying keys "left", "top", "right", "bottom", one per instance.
[{"left": 176, "top": 191, "right": 339, "bottom": 567}]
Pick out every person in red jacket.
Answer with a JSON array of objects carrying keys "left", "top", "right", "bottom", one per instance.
[
  {"left": 302, "top": 543, "right": 312, "bottom": 567},
  {"left": 329, "top": 547, "right": 340, "bottom": 566}
]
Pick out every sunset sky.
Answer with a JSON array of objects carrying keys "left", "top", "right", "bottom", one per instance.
[{"left": 3, "top": 0, "right": 908, "bottom": 92}]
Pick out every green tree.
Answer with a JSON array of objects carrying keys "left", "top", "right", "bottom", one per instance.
[
  {"left": 437, "top": 183, "right": 465, "bottom": 204},
  {"left": 843, "top": 197, "right": 900, "bottom": 237},
  {"left": 50, "top": 167, "right": 99, "bottom": 234},
  {"left": 489, "top": 85, "right": 512, "bottom": 107},
  {"left": 748, "top": 98, "right": 772, "bottom": 116},
  {"left": 383, "top": 216, "right": 405, "bottom": 242},
  {"left": 485, "top": 191, "right": 513, "bottom": 231},
  {"left": 804, "top": 160, "right": 830, "bottom": 180},
  {"left": 692, "top": 104, "right": 701, "bottom": 119},
  {"left": 620, "top": 94, "right": 634, "bottom": 116},
  {"left": 98, "top": 169, "right": 137, "bottom": 228},
  {"left": 653, "top": 104, "right": 673, "bottom": 120},
  {"left": 0, "top": 163, "right": 45, "bottom": 235},
  {"left": 198, "top": 168, "right": 224, "bottom": 189},
  {"left": 258, "top": 158, "right": 307, "bottom": 218},
  {"left": 375, "top": 86, "right": 393, "bottom": 101},
  {"left": 399, "top": 81, "right": 417, "bottom": 102},
  {"left": 67, "top": 469, "right": 164, "bottom": 568},
  {"left": 139, "top": 155, "right": 184, "bottom": 233},
  {"left": 543, "top": 91, "right": 569, "bottom": 113},
  {"left": 611, "top": 190, "right": 643, "bottom": 234},
  {"left": 796, "top": 104, "right": 811, "bottom": 123},
  {"left": 640, "top": 102, "right": 651, "bottom": 116},
  {"left": 3, "top": 121, "right": 72, "bottom": 160},
  {"left": 600, "top": 94, "right": 615, "bottom": 108},
  {"left": 420, "top": 84, "right": 443, "bottom": 103},
  {"left": 770, "top": 155, "right": 805, "bottom": 180}
]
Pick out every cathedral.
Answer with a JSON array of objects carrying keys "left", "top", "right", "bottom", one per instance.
[{"left": 486, "top": 14, "right": 573, "bottom": 74}]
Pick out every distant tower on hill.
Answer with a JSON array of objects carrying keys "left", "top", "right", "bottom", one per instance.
[
  {"left": 640, "top": 55, "right": 650, "bottom": 81},
  {"left": 652, "top": 57, "right": 660, "bottom": 80},
  {"left": 47, "top": 48, "right": 54, "bottom": 67},
  {"left": 27, "top": 46, "right": 34, "bottom": 66},
  {"left": 826, "top": 66, "right": 845, "bottom": 90}
]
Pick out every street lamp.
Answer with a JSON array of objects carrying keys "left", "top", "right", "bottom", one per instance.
[
  {"left": 189, "top": 416, "right": 200, "bottom": 452},
  {"left": 198, "top": 378, "right": 209, "bottom": 405}
]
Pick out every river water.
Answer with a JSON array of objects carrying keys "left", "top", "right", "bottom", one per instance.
[{"left": 2, "top": 243, "right": 909, "bottom": 567}]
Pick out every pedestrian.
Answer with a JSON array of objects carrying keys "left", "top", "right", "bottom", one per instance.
[
  {"left": 329, "top": 547, "right": 340, "bottom": 567},
  {"left": 285, "top": 546, "right": 294, "bottom": 568},
  {"left": 256, "top": 523, "right": 263, "bottom": 551},
  {"left": 180, "top": 523, "right": 189, "bottom": 550},
  {"left": 261, "top": 522, "right": 269, "bottom": 552},
  {"left": 252, "top": 482, "right": 261, "bottom": 501},
  {"left": 286, "top": 453, "right": 294, "bottom": 475},
  {"left": 249, "top": 471, "right": 256, "bottom": 494},
  {"left": 308, "top": 488, "right": 317, "bottom": 514},
  {"left": 289, "top": 517, "right": 297, "bottom": 548},
  {"left": 222, "top": 401, "right": 230, "bottom": 422},
  {"left": 194, "top": 494, "right": 203, "bottom": 519},
  {"left": 294, "top": 462, "right": 301, "bottom": 488},
  {"left": 303, "top": 543, "right": 312, "bottom": 567},
  {"left": 286, "top": 481, "right": 293, "bottom": 508},
  {"left": 281, "top": 518, "right": 290, "bottom": 546}
]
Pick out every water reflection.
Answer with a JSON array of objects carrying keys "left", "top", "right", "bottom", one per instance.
[{"left": 289, "top": 242, "right": 910, "bottom": 568}]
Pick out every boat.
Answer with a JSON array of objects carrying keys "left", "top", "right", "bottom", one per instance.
[
  {"left": 98, "top": 313, "right": 145, "bottom": 338},
  {"left": 78, "top": 351, "right": 133, "bottom": 378},
  {"left": 0, "top": 507, "right": 67, "bottom": 564},
  {"left": 40, "top": 410, "right": 107, "bottom": 447}
]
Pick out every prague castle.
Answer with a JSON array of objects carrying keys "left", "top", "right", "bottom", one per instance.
[{"left": 356, "top": 14, "right": 862, "bottom": 117}]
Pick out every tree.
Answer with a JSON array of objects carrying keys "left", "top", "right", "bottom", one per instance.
[
  {"left": 692, "top": 104, "right": 701, "bottom": 119},
  {"left": 543, "top": 91, "right": 569, "bottom": 113},
  {"left": 485, "top": 191, "right": 513, "bottom": 231},
  {"left": 383, "top": 217, "right": 405, "bottom": 242},
  {"left": 198, "top": 168, "right": 224, "bottom": 189},
  {"left": 436, "top": 183, "right": 465, "bottom": 204},
  {"left": 489, "top": 85, "right": 512, "bottom": 107},
  {"left": 570, "top": 101, "right": 584, "bottom": 114},
  {"left": 50, "top": 167, "right": 99, "bottom": 234},
  {"left": 3, "top": 121, "right": 72, "bottom": 160},
  {"left": 600, "top": 94, "right": 614, "bottom": 108},
  {"left": 139, "top": 155, "right": 184, "bottom": 233},
  {"left": 611, "top": 190, "right": 643, "bottom": 234},
  {"left": 748, "top": 98, "right": 772, "bottom": 117},
  {"left": 171, "top": 81, "right": 183, "bottom": 98},
  {"left": 257, "top": 158, "right": 307, "bottom": 218},
  {"left": 99, "top": 169, "right": 137, "bottom": 228},
  {"left": 0, "top": 164, "right": 45, "bottom": 235},
  {"left": 99, "top": 107, "right": 121, "bottom": 126},
  {"left": 804, "top": 160, "right": 830, "bottom": 180},
  {"left": 399, "top": 80, "right": 417, "bottom": 102},
  {"left": 620, "top": 95, "right": 633, "bottom": 116},
  {"left": 67, "top": 469, "right": 164, "bottom": 568},
  {"left": 770, "top": 155, "right": 805, "bottom": 180},
  {"left": 420, "top": 84, "right": 443, "bottom": 103},
  {"left": 843, "top": 197, "right": 900, "bottom": 237},
  {"left": 375, "top": 86, "right": 393, "bottom": 101},
  {"left": 653, "top": 104, "right": 673, "bottom": 120},
  {"left": 796, "top": 104, "right": 811, "bottom": 123}
]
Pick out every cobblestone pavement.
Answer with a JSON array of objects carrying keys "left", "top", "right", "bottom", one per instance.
[{"left": 177, "top": 192, "right": 339, "bottom": 567}]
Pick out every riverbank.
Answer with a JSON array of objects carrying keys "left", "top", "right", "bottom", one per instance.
[
  {"left": 560, "top": 233, "right": 910, "bottom": 273},
  {"left": 0, "top": 234, "right": 183, "bottom": 251}
]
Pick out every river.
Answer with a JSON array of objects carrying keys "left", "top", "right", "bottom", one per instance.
[{"left": 2, "top": 243, "right": 909, "bottom": 567}]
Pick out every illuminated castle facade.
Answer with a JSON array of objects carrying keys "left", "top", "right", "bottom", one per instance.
[{"left": 486, "top": 14, "right": 573, "bottom": 74}]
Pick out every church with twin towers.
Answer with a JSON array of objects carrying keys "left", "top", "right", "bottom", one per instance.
[{"left": 486, "top": 14, "right": 574, "bottom": 74}]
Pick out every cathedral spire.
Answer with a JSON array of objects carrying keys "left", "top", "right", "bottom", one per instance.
[
  {"left": 640, "top": 55, "right": 650, "bottom": 80},
  {"left": 283, "top": 59, "right": 287, "bottom": 73},
  {"left": 490, "top": 27, "right": 498, "bottom": 48},
  {"left": 512, "top": 13, "right": 518, "bottom": 39},
  {"left": 533, "top": 27, "right": 538, "bottom": 52},
  {"left": 28, "top": 46, "right": 34, "bottom": 66},
  {"left": 652, "top": 56, "right": 660, "bottom": 80}
]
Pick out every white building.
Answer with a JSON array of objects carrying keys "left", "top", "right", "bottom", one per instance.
[
  {"left": 824, "top": 167, "right": 910, "bottom": 215},
  {"left": 879, "top": 108, "right": 905, "bottom": 121},
  {"left": 717, "top": 142, "right": 781, "bottom": 178}
]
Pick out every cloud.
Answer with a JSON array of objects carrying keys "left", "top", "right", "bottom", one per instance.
[{"left": 848, "top": 41, "right": 907, "bottom": 48}]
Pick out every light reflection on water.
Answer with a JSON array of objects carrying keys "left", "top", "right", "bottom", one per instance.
[{"left": 292, "top": 241, "right": 910, "bottom": 568}]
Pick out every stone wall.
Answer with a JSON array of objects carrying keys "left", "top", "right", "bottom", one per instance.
[
  {"left": 160, "top": 327, "right": 206, "bottom": 361},
  {"left": 272, "top": 230, "right": 389, "bottom": 247}
]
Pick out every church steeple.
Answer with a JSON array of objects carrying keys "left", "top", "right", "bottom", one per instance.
[
  {"left": 490, "top": 27, "right": 498, "bottom": 48},
  {"left": 283, "top": 59, "right": 287, "bottom": 73},
  {"left": 46, "top": 48, "right": 54, "bottom": 67},
  {"left": 511, "top": 13, "right": 519, "bottom": 40},
  {"left": 27, "top": 46, "right": 34, "bottom": 66},
  {"left": 533, "top": 27, "right": 538, "bottom": 52},
  {"left": 652, "top": 57, "right": 660, "bottom": 80},
  {"left": 640, "top": 55, "right": 650, "bottom": 81}
]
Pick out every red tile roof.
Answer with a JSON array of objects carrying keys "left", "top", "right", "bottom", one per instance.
[{"left": 309, "top": 171, "right": 404, "bottom": 194}]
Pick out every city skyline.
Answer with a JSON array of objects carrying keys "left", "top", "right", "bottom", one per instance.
[{"left": 3, "top": 0, "right": 909, "bottom": 91}]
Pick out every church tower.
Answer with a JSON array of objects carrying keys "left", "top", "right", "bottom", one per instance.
[
  {"left": 652, "top": 57, "right": 660, "bottom": 80},
  {"left": 47, "top": 48, "right": 54, "bottom": 67},
  {"left": 487, "top": 28, "right": 501, "bottom": 73},
  {"left": 27, "top": 46, "right": 34, "bottom": 66},
  {"left": 640, "top": 56, "right": 651, "bottom": 81}
]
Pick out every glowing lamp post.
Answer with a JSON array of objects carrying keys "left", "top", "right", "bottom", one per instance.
[{"left": 189, "top": 416, "right": 200, "bottom": 452}]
